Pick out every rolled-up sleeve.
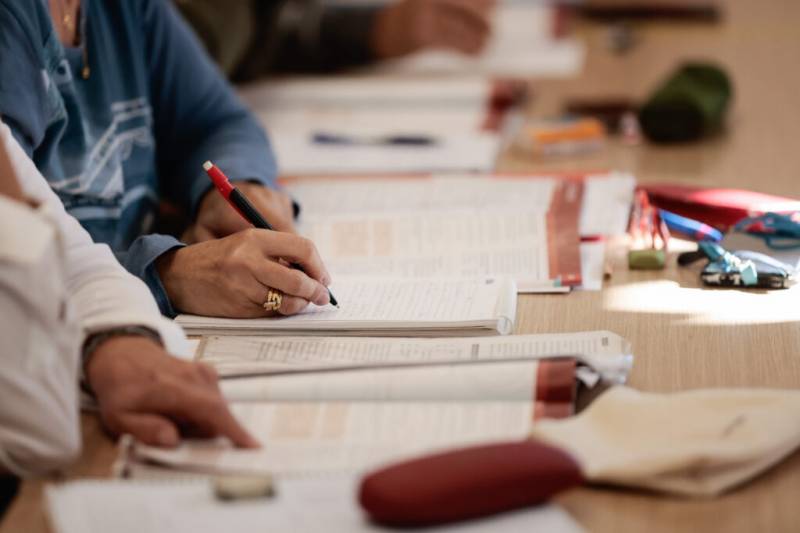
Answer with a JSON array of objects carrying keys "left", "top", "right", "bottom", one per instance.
[{"left": 0, "top": 197, "right": 80, "bottom": 478}]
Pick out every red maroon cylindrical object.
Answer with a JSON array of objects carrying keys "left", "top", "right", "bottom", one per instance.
[{"left": 359, "top": 439, "right": 585, "bottom": 527}]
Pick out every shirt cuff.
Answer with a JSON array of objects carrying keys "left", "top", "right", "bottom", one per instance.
[{"left": 117, "top": 234, "right": 186, "bottom": 318}]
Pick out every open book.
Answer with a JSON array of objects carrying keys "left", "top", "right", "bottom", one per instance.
[
  {"left": 285, "top": 175, "right": 592, "bottom": 292},
  {"left": 177, "top": 276, "right": 517, "bottom": 337},
  {"left": 122, "top": 332, "right": 632, "bottom": 478}
]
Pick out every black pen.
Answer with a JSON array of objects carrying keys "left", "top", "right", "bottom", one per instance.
[{"left": 203, "top": 161, "right": 338, "bottom": 308}]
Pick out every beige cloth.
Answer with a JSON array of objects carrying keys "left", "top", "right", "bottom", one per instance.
[{"left": 530, "top": 386, "right": 800, "bottom": 497}]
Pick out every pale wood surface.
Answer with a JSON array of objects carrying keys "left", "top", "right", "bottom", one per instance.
[{"left": 3, "top": 1, "right": 799, "bottom": 531}]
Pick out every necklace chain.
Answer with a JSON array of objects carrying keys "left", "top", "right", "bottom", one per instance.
[
  {"left": 57, "top": 0, "right": 76, "bottom": 35},
  {"left": 53, "top": 0, "right": 90, "bottom": 79}
]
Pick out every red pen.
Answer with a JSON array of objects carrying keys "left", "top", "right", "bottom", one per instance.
[{"left": 203, "top": 161, "right": 338, "bottom": 308}]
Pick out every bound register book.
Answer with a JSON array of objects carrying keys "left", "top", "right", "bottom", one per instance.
[{"left": 176, "top": 276, "right": 517, "bottom": 337}]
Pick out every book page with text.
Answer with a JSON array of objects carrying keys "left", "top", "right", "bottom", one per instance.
[
  {"left": 135, "top": 401, "right": 534, "bottom": 477},
  {"left": 286, "top": 176, "right": 556, "bottom": 216},
  {"left": 301, "top": 209, "right": 555, "bottom": 291},
  {"left": 197, "top": 331, "right": 631, "bottom": 384},
  {"left": 177, "top": 277, "right": 516, "bottom": 336}
]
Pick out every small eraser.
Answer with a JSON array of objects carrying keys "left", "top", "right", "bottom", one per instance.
[
  {"left": 628, "top": 249, "right": 666, "bottom": 270},
  {"left": 203, "top": 161, "right": 213, "bottom": 171},
  {"left": 213, "top": 474, "right": 275, "bottom": 501}
]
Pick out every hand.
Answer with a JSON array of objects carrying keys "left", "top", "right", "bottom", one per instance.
[
  {"left": 85, "top": 336, "right": 259, "bottom": 448},
  {"left": 157, "top": 228, "right": 332, "bottom": 318},
  {"left": 188, "top": 182, "right": 295, "bottom": 243},
  {"left": 372, "top": 0, "right": 496, "bottom": 59}
]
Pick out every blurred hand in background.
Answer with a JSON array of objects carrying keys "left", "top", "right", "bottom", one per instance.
[{"left": 372, "top": 0, "right": 497, "bottom": 59}]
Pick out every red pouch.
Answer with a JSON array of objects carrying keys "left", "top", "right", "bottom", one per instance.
[{"left": 643, "top": 184, "right": 800, "bottom": 230}]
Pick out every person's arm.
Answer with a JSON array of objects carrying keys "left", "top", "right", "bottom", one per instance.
[
  {"left": 0, "top": 131, "right": 80, "bottom": 478},
  {"left": 1, "top": 120, "right": 258, "bottom": 450},
  {"left": 231, "top": 0, "right": 495, "bottom": 80},
  {"left": 140, "top": 0, "right": 281, "bottom": 218},
  {"left": 243, "top": 0, "right": 380, "bottom": 77}
]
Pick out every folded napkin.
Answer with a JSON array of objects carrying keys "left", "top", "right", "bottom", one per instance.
[{"left": 531, "top": 386, "right": 800, "bottom": 496}]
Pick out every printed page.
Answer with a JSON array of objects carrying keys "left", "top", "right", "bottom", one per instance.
[
  {"left": 301, "top": 209, "right": 553, "bottom": 289},
  {"left": 46, "top": 477, "right": 586, "bottom": 533},
  {"left": 286, "top": 176, "right": 556, "bottom": 217},
  {"left": 197, "top": 331, "right": 632, "bottom": 384},
  {"left": 135, "top": 401, "right": 534, "bottom": 476},
  {"left": 220, "top": 360, "right": 541, "bottom": 403},
  {"left": 286, "top": 172, "right": 632, "bottom": 237},
  {"left": 176, "top": 277, "right": 516, "bottom": 336}
]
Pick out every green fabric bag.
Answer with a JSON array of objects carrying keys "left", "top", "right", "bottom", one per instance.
[{"left": 639, "top": 62, "right": 732, "bottom": 143}]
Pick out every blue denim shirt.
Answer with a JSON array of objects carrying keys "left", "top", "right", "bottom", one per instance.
[{"left": 0, "top": 0, "right": 278, "bottom": 316}]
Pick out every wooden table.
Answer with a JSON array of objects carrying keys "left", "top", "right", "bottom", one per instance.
[{"left": 3, "top": 1, "right": 799, "bottom": 531}]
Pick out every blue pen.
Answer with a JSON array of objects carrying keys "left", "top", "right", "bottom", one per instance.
[
  {"left": 659, "top": 209, "right": 723, "bottom": 242},
  {"left": 312, "top": 132, "right": 438, "bottom": 147}
]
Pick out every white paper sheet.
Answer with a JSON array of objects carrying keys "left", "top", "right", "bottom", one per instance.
[
  {"left": 287, "top": 175, "right": 557, "bottom": 216},
  {"left": 287, "top": 172, "right": 634, "bottom": 238},
  {"left": 578, "top": 241, "right": 607, "bottom": 292},
  {"left": 196, "top": 330, "right": 633, "bottom": 385},
  {"left": 237, "top": 77, "right": 502, "bottom": 175},
  {"left": 220, "top": 360, "right": 542, "bottom": 402},
  {"left": 46, "top": 477, "right": 586, "bottom": 533},
  {"left": 365, "top": 3, "right": 585, "bottom": 78},
  {"left": 580, "top": 173, "right": 636, "bottom": 237},
  {"left": 176, "top": 276, "right": 517, "bottom": 337},
  {"left": 270, "top": 133, "right": 500, "bottom": 175},
  {"left": 134, "top": 401, "right": 535, "bottom": 476},
  {"left": 239, "top": 77, "right": 491, "bottom": 111},
  {"left": 301, "top": 209, "right": 555, "bottom": 291}
]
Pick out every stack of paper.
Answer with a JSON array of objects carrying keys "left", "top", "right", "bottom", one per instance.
[
  {"left": 177, "top": 276, "right": 517, "bottom": 337},
  {"left": 238, "top": 77, "right": 504, "bottom": 175}
]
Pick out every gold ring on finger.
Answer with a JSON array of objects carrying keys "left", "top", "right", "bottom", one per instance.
[{"left": 263, "top": 288, "right": 283, "bottom": 312}]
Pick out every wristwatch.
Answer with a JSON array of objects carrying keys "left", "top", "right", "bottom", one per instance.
[{"left": 80, "top": 326, "right": 163, "bottom": 396}]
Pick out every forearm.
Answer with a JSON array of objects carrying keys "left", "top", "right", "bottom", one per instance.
[
  {"left": 142, "top": 0, "right": 278, "bottom": 214},
  {"left": 234, "top": 1, "right": 380, "bottom": 80}
]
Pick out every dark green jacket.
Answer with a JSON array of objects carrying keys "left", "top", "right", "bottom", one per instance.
[{"left": 175, "top": 0, "right": 379, "bottom": 81}]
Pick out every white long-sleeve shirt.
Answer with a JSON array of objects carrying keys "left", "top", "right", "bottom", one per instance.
[{"left": 0, "top": 121, "right": 188, "bottom": 478}]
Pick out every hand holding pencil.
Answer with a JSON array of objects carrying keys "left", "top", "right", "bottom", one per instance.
[{"left": 155, "top": 162, "right": 337, "bottom": 318}]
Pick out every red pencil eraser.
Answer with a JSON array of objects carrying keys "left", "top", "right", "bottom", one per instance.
[{"left": 359, "top": 439, "right": 584, "bottom": 527}]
